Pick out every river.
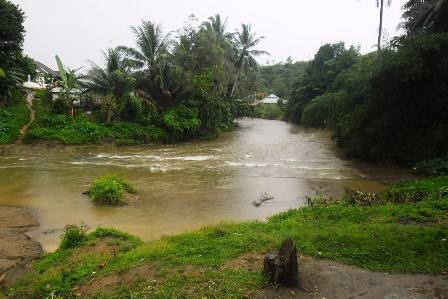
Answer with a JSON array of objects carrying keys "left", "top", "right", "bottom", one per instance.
[{"left": 0, "top": 118, "right": 411, "bottom": 251}]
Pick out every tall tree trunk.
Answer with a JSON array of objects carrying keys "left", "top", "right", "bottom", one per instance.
[{"left": 377, "top": 0, "right": 384, "bottom": 63}]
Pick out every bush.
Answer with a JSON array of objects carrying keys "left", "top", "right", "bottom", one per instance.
[
  {"left": 59, "top": 223, "right": 88, "bottom": 250},
  {"left": 250, "top": 104, "right": 284, "bottom": 120},
  {"left": 84, "top": 173, "right": 136, "bottom": 206}
]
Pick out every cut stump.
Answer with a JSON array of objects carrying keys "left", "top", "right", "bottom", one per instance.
[{"left": 263, "top": 238, "right": 298, "bottom": 287}]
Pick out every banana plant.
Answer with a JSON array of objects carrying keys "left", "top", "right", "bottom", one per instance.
[{"left": 55, "top": 55, "right": 84, "bottom": 118}]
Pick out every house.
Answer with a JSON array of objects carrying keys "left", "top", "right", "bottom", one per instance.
[
  {"left": 34, "top": 60, "right": 60, "bottom": 88},
  {"left": 261, "top": 94, "right": 282, "bottom": 104}
]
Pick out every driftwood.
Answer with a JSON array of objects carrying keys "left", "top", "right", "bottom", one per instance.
[
  {"left": 263, "top": 238, "right": 298, "bottom": 287},
  {"left": 252, "top": 192, "right": 274, "bottom": 207}
]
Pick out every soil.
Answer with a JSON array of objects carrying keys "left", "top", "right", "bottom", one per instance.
[
  {"left": 0, "top": 206, "right": 42, "bottom": 290},
  {"left": 247, "top": 254, "right": 448, "bottom": 299},
  {"left": 18, "top": 91, "right": 36, "bottom": 143}
]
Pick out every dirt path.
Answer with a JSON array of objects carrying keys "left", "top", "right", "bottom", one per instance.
[
  {"left": 0, "top": 206, "right": 42, "bottom": 291},
  {"left": 248, "top": 254, "right": 448, "bottom": 299},
  {"left": 18, "top": 91, "right": 36, "bottom": 143}
]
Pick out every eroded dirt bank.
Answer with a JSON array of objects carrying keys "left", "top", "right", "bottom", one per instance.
[{"left": 0, "top": 206, "right": 42, "bottom": 290}]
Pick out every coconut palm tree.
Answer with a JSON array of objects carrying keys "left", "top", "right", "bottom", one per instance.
[
  {"left": 201, "top": 14, "right": 233, "bottom": 44},
  {"left": 228, "top": 23, "right": 269, "bottom": 99},
  {"left": 85, "top": 47, "right": 137, "bottom": 122},
  {"left": 85, "top": 47, "right": 132, "bottom": 96},
  {"left": 119, "top": 20, "right": 172, "bottom": 71},
  {"left": 402, "top": 0, "right": 448, "bottom": 33}
]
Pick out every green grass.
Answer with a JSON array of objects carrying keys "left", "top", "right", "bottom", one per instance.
[
  {"left": 7, "top": 176, "right": 448, "bottom": 298},
  {"left": 0, "top": 102, "right": 29, "bottom": 144}
]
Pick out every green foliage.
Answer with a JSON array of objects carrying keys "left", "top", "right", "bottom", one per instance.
[
  {"left": 162, "top": 105, "right": 200, "bottom": 140},
  {"left": 336, "top": 33, "right": 448, "bottom": 164},
  {"left": 190, "top": 67, "right": 235, "bottom": 139},
  {"left": 84, "top": 173, "right": 136, "bottom": 205},
  {"left": 249, "top": 103, "right": 284, "bottom": 120},
  {"left": 0, "top": 102, "right": 29, "bottom": 143},
  {"left": 106, "top": 121, "right": 162, "bottom": 144},
  {"left": 59, "top": 223, "right": 89, "bottom": 250},
  {"left": 0, "top": 0, "right": 34, "bottom": 104},
  {"left": 293, "top": 33, "right": 448, "bottom": 165},
  {"left": 286, "top": 43, "right": 359, "bottom": 123},
  {"left": 301, "top": 91, "right": 346, "bottom": 127},
  {"left": 26, "top": 114, "right": 105, "bottom": 144},
  {"left": 258, "top": 61, "right": 308, "bottom": 100},
  {"left": 414, "top": 157, "right": 448, "bottom": 176}
]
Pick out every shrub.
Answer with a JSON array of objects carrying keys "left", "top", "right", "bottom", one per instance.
[
  {"left": 0, "top": 103, "right": 29, "bottom": 144},
  {"left": 84, "top": 173, "right": 136, "bottom": 206},
  {"left": 59, "top": 223, "right": 88, "bottom": 250},
  {"left": 413, "top": 157, "right": 448, "bottom": 177}
]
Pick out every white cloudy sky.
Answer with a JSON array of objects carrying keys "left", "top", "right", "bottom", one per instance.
[{"left": 11, "top": 0, "right": 406, "bottom": 72}]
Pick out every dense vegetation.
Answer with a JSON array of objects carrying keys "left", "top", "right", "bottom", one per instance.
[
  {"left": 7, "top": 175, "right": 448, "bottom": 298},
  {"left": 284, "top": 0, "right": 448, "bottom": 165},
  {"left": 1, "top": 8, "right": 275, "bottom": 144}
]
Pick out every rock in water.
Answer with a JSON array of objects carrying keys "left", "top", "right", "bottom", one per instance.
[{"left": 263, "top": 238, "right": 298, "bottom": 287}]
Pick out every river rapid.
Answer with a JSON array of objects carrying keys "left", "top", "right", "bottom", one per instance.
[{"left": 0, "top": 118, "right": 411, "bottom": 251}]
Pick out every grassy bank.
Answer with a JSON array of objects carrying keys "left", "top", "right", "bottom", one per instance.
[
  {"left": 0, "top": 102, "right": 29, "bottom": 144},
  {"left": 6, "top": 176, "right": 448, "bottom": 298}
]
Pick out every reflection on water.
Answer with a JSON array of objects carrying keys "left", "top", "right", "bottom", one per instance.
[{"left": 0, "top": 119, "right": 411, "bottom": 251}]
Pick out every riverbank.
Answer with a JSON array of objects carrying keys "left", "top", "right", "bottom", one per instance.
[
  {"left": 5, "top": 176, "right": 447, "bottom": 298},
  {"left": 0, "top": 206, "right": 42, "bottom": 291}
]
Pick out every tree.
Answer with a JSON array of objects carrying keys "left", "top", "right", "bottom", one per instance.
[
  {"left": 55, "top": 55, "right": 84, "bottom": 118},
  {"left": 228, "top": 24, "right": 269, "bottom": 99},
  {"left": 201, "top": 14, "right": 233, "bottom": 45},
  {"left": 86, "top": 47, "right": 133, "bottom": 97},
  {"left": 286, "top": 43, "right": 359, "bottom": 123},
  {"left": 0, "top": 0, "right": 25, "bottom": 66},
  {"left": 0, "top": 0, "right": 34, "bottom": 105},
  {"left": 85, "top": 47, "right": 136, "bottom": 122},
  {"left": 120, "top": 20, "right": 183, "bottom": 107},
  {"left": 120, "top": 20, "right": 172, "bottom": 71},
  {"left": 401, "top": 0, "right": 448, "bottom": 34}
]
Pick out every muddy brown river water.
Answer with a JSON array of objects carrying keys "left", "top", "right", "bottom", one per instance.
[{"left": 0, "top": 118, "right": 411, "bottom": 252}]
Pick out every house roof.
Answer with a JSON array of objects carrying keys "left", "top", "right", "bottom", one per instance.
[
  {"left": 262, "top": 94, "right": 280, "bottom": 104},
  {"left": 35, "top": 61, "right": 60, "bottom": 77}
]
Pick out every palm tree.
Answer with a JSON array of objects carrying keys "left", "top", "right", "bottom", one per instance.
[
  {"left": 85, "top": 47, "right": 136, "bottom": 122},
  {"left": 119, "top": 20, "right": 172, "bottom": 71},
  {"left": 202, "top": 14, "right": 233, "bottom": 44},
  {"left": 86, "top": 47, "right": 132, "bottom": 96},
  {"left": 402, "top": 0, "right": 448, "bottom": 33},
  {"left": 228, "top": 23, "right": 269, "bottom": 99}
]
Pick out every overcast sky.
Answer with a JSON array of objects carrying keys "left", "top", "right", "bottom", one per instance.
[{"left": 11, "top": 0, "right": 405, "bottom": 72}]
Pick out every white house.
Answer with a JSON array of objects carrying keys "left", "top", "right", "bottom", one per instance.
[{"left": 261, "top": 94, "right": 281, "bottom": 104}]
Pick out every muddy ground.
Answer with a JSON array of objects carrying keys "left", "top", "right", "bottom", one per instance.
[{"left": 0, "top": 206, "right": 42, "bottom": 290}]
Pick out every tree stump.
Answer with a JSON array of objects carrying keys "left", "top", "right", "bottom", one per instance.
[{"left": 263, "top": 238, "right": 298, "bottom": 287}]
